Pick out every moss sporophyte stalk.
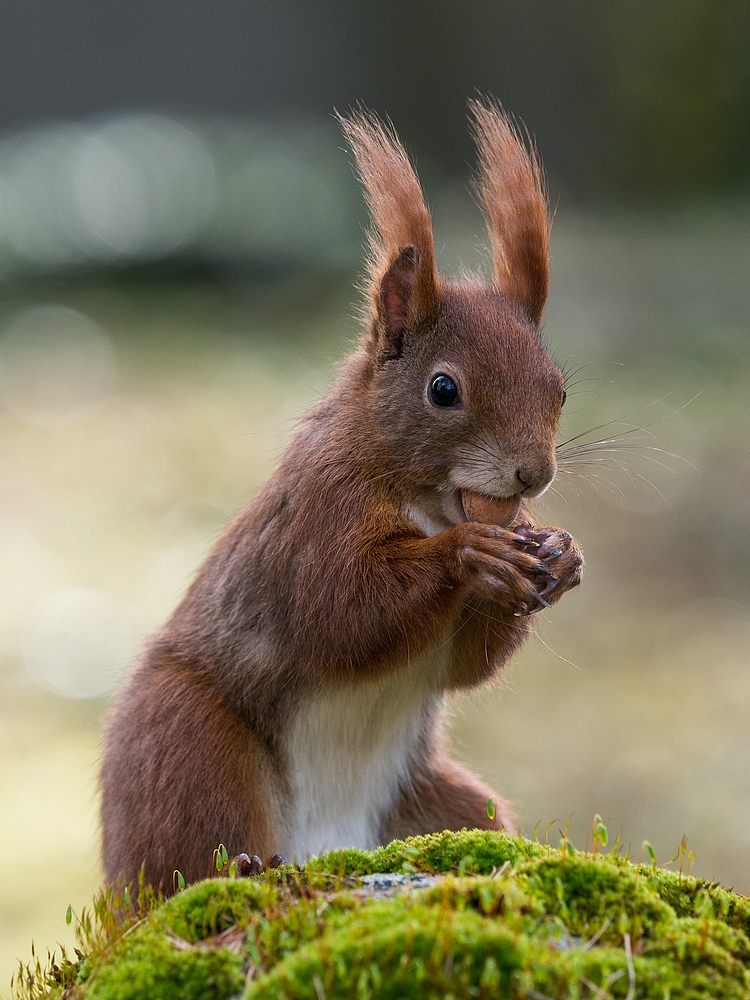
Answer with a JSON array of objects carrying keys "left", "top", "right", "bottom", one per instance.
[{"left": 13, "top": 830, "right": 750, "bottom": 999}]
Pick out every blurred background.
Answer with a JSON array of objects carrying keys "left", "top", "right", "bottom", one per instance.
[{"left": 1, "top": 0, "right": 749, "bottom": 989}]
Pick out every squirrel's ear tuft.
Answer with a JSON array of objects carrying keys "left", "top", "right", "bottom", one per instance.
[
  {"left": 469, "top": 98, "right": 550, "bottom": 325},
  {"left": 338, "top": 108, "right": 441, "bottom": 349}
]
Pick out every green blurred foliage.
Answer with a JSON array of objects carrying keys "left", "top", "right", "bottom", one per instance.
[
  {"left": 581, "top": 0, "right": 750, "bottom": 198},
  {"left": 348, "top": 0, "right": 750, "bottom": 201}
]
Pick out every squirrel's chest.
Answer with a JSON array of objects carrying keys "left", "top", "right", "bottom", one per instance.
[{"left": 278, "top": 643, "right": 451, "bottom": 861}]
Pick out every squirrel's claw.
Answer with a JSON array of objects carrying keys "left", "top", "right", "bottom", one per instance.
[
  {"left": 512, "top": 534, "right": 540, "bottom": 548},
  {"left": 512, "top": 575, "right": 559, "bottom": 616},
  {"left": 234, "top": 853, "right": 264, "bottom": 877},
  {"left": 539, "top": 546, "right": 563, "bottom": 561},
  {"left": 538, "top": 577, "right": 559, "bottom": 600},
  {"left": 513, "top": 594, "right": 552, "bottom": 617},
  {"left": 534, "top": 563, "right": 557, "bottom": 578}
]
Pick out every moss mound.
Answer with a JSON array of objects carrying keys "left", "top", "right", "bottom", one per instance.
[{"left": 15, "top": 830, "right": 750, "bottom": 999}]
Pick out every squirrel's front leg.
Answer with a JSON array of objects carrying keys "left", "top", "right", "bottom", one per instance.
[
  {"left": 445, "top": 519, "right": 584, "bottom": 688},
  {"left": 305, "top": 517, "right": 576, "bottom": 679},
  {"left": 392, "top": 519, "right": 556, "bottom": 600},
  {"left": 370, "top": 521, "right": 555, "bottom": 641}
]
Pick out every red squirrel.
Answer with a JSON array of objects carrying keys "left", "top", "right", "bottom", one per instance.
[{"left": 100, "top": 100, "right": 583, "bottom": 890}]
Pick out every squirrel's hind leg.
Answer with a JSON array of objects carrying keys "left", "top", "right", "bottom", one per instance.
[
  {"left": 100, "top": 658, "right": 277, "bottom": 891},
  {"left": 380, "top": 757, "right": 517, "bottom": 843}
]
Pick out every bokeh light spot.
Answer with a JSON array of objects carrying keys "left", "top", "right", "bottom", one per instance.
[
  {"left": 0, "top": 305, "right": 117, "bottom": 426},
  {"left": 22, "top": 588, "right": 139, "bottom": 699},
  {"left": 73, "top": 114, "right": 216, "bottom": 259}
]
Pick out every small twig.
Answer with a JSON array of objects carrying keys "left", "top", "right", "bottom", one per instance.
[
  {"left": 490, "top": 861, "right": 511, "bottom": 879},
  {"left": 164, "top": 931, "right": 194, "bottom": 952},
  {"left": 444, "top": 951, "right": 454, "bottom": 981},
  {"left": 605, "top": 968, "right": 626, "bottom": 987},
  {"left": 527, "top": 990, "right": 555, "bottom": 1000},
  {"left": 312, "top": 973, "right": 326, "bottom": 1000},
  {"left": 117, "top": 916, "right": 148, "bottom": 942},
  {"left": 580, "top": 975, "right": 611, "bottom": 999},
  {"left": 623, "top": 932, "right": 636, "bottom": 1000},
  {"left": 87, "top": 914, "right": 149, "bottom": 965},
  {"left": 583, "top": 916, "right": 611, "bottom": 951},
  {"left": 163, "top": 924, "right": 246, "bottom": 954}
]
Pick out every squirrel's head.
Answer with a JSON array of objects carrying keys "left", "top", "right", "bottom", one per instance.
[{"left": 339, "top": 101, "right": 565, "bottom": 529}]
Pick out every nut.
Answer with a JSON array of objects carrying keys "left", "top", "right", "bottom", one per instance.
[{"left": 461, "top": 491, "right": 522, "bottom": 528}]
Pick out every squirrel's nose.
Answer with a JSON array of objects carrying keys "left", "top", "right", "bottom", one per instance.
[
  {"left": 515, "top": 470, "right": 536, "bottom": 493},
  {"left": 515, "top": 462, "right": 555, "bottom": 495}
]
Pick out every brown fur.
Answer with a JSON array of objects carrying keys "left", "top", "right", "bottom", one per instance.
[
  {"left": 101, "top": 654, "right": 277, "bottom": 886},
  {"left": 100, "top": 102, "right": 583, "bottom": 891},
  {"left": 382, "top": 758, "right": 514, "bottom": 843}
]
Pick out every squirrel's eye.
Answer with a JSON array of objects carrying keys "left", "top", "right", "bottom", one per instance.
[
  {"left": 429, "top": 373, "right": 459, "bottom": 408},
  {"left": 561, "top": 389, "right": 567, "bottom": 407}
]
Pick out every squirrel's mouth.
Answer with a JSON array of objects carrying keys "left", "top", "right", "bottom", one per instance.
[{"left": 456, "top": 489, "right": 522, "bottom": 528}]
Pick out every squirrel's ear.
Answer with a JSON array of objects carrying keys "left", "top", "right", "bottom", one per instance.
[
  {"left": 469, "top": 98, "right": 550, "bottom": 325},
  {"left": 338, "top": 109, "right": 441, "bottom": 350},
  {"left": 377, "top": 245, "right": 419, "bottom": 358}
]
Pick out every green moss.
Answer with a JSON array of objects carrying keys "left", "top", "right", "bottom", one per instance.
[
  {"left": 317, "top": 829, "right": 546, "bottom": 877},
  {"left": 246, "top": 883, "right": 750, "bottom": 1000},
  {"left": 15, "top": 830, "right": 750, "bottom": 1000},
  {"left": 162, "top": 877, "right": 270, "bottom": 943},
  {"left": 640, "top": 867, "right": 750, "bottom": 938},
  {"left": 515, "top": 854, "right": 674, "bottom": 943},
  {"left": 84, "top": 929, "right": 244, "bottom": 1000},
  {"left": 246, "top": 902, "right": 528, "bottom": 1000}
]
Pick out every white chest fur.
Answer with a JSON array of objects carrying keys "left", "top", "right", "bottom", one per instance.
[
  {"left": 404, "top": 502, "right": 451, "bottom": 538},
  {"left": 279, "top": 643, "right": 452, "bottom": 861}
]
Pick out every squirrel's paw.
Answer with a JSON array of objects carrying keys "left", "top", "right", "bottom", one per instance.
[
  {"left": 513, "top": 521, "right": 584, "bottom": 610},
  {"left": 455, "top": 522, "right": 559, "bottom": 614}
]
